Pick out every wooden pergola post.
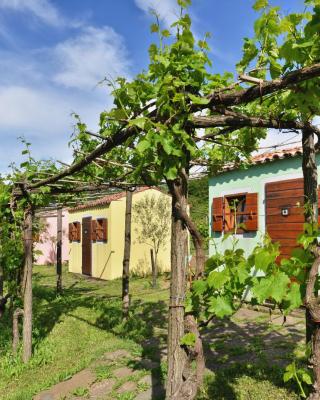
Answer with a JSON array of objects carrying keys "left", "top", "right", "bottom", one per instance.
[
  {"left": 22, "top": 205, "right": 33, "bottom": 363},
  {"left": 122, "top": 189, "right": 133, "bottom": 319},
  {"left": 56, "top": 206, "right": 63, "bottom": 294}
]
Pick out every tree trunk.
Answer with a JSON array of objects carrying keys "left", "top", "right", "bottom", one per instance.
[
  {"left": 56, "top": 206, "right": 62, "bottom": 294},
  {"left": 302, "top": 127, "right": 320, "bottom": 399},
  {"left": 303, "top": 127, "right": 318, "bottom": 225},
  {"left": 150, "top": 248, "right": 157, "bottom": 288},
  {"left": 122, "top": 190, "right": 133, "bottom": 319},
  {"left": 12, "top": 308, "right": 24, "bottom": 355},
  {"left": 166, "top": 169, "right": 205, "bottom": 400},
  {"left": 166, "top": 174, "right": 189, "bottom": 399},
  {"left": 302, "top": 127, "right": 318, "bottom": 345},
  {"left": 22, "top": 206, "right": 33, "bottom": 363}
]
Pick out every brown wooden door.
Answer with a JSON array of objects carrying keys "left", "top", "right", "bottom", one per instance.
[
  {"left": 82, "top": 217, "right": 92, "bottom": 276},
  {"left": 265, "top": 178, "right": 304, "bottom": 258}
]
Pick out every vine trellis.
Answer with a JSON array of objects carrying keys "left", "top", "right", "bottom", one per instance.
[{"left": 2, "top": 1, "right": 320, "bottom": 398}]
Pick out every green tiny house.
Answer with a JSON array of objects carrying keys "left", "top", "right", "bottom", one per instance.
[{"left": 209, "top": 147, "right": 320, "bottom": 258}]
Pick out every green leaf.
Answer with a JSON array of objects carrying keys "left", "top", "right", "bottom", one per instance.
[
  {"left": 237, "top": 261, "right": 250, "bottom": 284},
  {"left": 300, "top": 371, "right": 312, "bottom": 385},
  {"left": 177, "top": 0, "right": 191, "bottom": 9},
  {"left": 254, "top": 249, "right": 275, "bottom": 272},
  {"left": 128, "top": 117, "right": 147, "bottom": 130},
  {"left": 136, "top": 139, "right": 151, "bottom": 153},
  {"left": 283, "top": 282, "right": 303, "bottom": 314},
  {"left": 252, "top": 271, "right": 290, "bottom": 304},
  {"left": 180, "top": 332, "right": 196, "bottom": 347},
  {"left": 188, "top": 93, "right": 210, "bottom": 105},
  {"left": 21, "top": 149, "right": 29, "bottom": 155},
  {"left": 161, "top": 29, "right": 170, "bottom": 38},
  {"left": 164, "top": 165, "right": 178, "bottom": 180},
  {"left": 292, "top": 41, "right": 314, "bottom": 49},
  {"left": 253, "top": 0, "right": 268, "bottom": 11},
  {"left": 192, "top": 280, "right": 207, "bottom": 296},
  {"left": 283, "top": 371, "right": 294, "bottom": 382},
  {"left": 272, "top": 272, "right": 290, "bottom": 303},
  {"left": 150, "top": 23, "right": 159, "bottom": 33},
  {"left": 207, "top": 270, "right": 229, "bottom": 290},
  {"left": 209, "top": 296, "right": 234, "bottom": 318}
]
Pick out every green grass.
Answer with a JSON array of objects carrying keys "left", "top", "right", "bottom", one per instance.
[
  {"left": 0, "top": 265, "right": 303, "bottom": 400},
  {"left": 198, "top": 364, "right": 300, "bottom": 400},
  {"left": 0, "top": 265, "right": 169, "bottom": 400}
]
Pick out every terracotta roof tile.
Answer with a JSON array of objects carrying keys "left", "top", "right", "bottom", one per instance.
[
  {"left": 222, "top": 146, "right": 303, "bottom": 173},
  {"left": 69, "top": 186, "right": 166, "bottom": 212},
  {"left": 251, "top": 146, "right": 302, "bottom": 164}
]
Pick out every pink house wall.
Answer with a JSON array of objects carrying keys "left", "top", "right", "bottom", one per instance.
[{"left": 34, "top": 209, "right": 69, "bottom": 265}]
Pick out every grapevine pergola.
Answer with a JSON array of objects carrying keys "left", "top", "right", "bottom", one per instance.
[{"left": 3, "top": 1, "right": 320, "bottom": 399}]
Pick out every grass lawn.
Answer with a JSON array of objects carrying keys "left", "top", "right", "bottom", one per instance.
[{"left": 0, "top": 265, "right": 303, "bottom": 399}]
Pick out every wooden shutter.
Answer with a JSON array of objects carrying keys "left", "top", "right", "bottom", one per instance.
[
  {"left": 101, "top": 219, "right": 108, "bottom": 241},
  {"left": 244, "top": 193, "right": 258, "bottom": 231},
  {"left": 212, "top": 197, "right": 223, "bottom": 232},
  {"left": 91, "top": 220, "right": 97, "bottom": 241},
  {"left": 96, "top": 218, "right": 107, "bottom": 241},
  {"left": 75, "top": 222, "right": 81, "bottom": 241},
  {"left": 68, "top": 223, "right": 73, "bottom": 241}
]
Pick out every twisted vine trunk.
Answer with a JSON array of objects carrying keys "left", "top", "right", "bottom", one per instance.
[
  {"left": 12, "top": 308, "right": 24, "bottom": 355},
  {"left": 302, "top": 127, "right": 320, "bottom": 399},
  {"left": 122, "top": 190, "right": 133, "bottom": 319},
  {"left": 22, "top": 206, "right": 33, "bottom": 363},
  {"left": 166, "top": 170, "right": 205, "bottom": 400}
]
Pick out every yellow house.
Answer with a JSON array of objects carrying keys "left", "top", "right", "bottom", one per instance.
[{"left": 68, "top": 187, "right": 171, "bottom": 280}]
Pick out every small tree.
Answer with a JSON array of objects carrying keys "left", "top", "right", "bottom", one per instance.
[{"left": 133, "top": 194, "right": 171, "bottom": 287}]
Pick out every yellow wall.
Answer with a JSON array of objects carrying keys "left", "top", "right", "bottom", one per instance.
[{"left": 68, "top": 189, "right": 171, "bottom": 280}]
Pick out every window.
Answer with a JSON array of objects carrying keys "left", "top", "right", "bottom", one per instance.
[
  {"left": 68, "top": 222, "right": 81, "bottom": 241},
  {"left": 212, "top": 193, "right": 258, "bottom": 233},
  {"left": 93, "top": 218, "right": 108, "bottom": 242},
  {"left": 224, "top": 194, "right": 247, "bottom": 232}
]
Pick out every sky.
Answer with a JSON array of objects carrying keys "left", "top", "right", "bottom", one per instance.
[{"left": 0, "top": 0, "right": 305, "bottom": 173}]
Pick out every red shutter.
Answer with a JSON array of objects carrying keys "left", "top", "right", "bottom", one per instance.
[
  {"left": 244, "top": 193, "right": 258, "bottom": 231},
  {"left": 212, "top": 197, "right": 223, "bottom": 232},
  {"left": 68, "top": 223, "right": 73, "bottom": 241},
  {"left": 96, "top": 218, "right": 107, "bottom": 241},
  {"left": 91, "top": 220, "right": 97, "bottom": 241},
  {"left": 101, "top": 219, "right": 108, "bottom": 241},
  {"left": 75, "top": 222, "right": 81, "bottom": 241}
]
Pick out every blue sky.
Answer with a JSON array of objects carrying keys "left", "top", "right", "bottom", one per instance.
[{"left": 0, "top": 0, "right": 305, "bottom": 173}]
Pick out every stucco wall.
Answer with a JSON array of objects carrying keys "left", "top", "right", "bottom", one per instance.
[
  {"left": 209, "top": 154, "right": 320, "bottom": 257},
  {"left": 34, "top": 209, "right": 69, "bottom": 265},
  {"left": 68, "top": 188, "right": 171, "bottom": 280}
]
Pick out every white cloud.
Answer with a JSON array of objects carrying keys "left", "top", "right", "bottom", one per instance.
[
  {"left": 0, "top": 22, "right": 132, "bottom": 172},
  {"left": 53, "top": 26, "right": 131, "bottom": 90},
  {"left": 0, "top": 0, "right": 63, "bottom": 27},
  {"left": 134, "top": 0, "right": 180, "bottom": 29}
]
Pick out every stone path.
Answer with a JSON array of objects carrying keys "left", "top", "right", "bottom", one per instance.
[
  {"left": 34, "top": 349, "right": 165, "bottom": 400},
  {"left": 34, "top": 306, "right": 305, "bottom": 400}
]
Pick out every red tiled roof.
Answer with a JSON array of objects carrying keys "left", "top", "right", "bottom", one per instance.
[
  {"left": 69, "top": 186, "right": 167, "bottom": 212},
  {"left": 251, "top": 146, "right": 302, "bottom": 164},
  {"left": 222, "top": 146, "right": 303, "bottom": 172}
]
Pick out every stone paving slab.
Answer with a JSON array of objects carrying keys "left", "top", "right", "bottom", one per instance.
[
  {"left": 113, "top": 366, "right": 134, "bottom": 379},
  {"left": 34, "top": 369, "right": 95, "bottom": 400},
  {"left": 88, "top": 378, "right": 115, "bottom": 398},
  {"left": 117, "top": 380, "right": 137, "bottom": 394}
]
